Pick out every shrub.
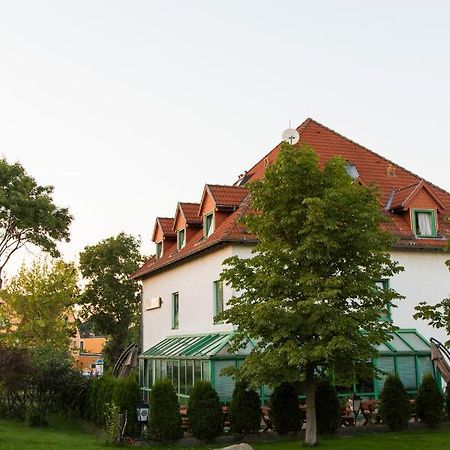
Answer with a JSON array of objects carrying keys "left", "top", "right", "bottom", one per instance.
[
  {"left": 416, "top": 373, "right": 444, "bottom": 427},
  {"left": 379, "top": 374, "right": 411, "bottom": 431},
  {"left": 148, "top": 380, "right": 182, "bottom": 442},
  {"left": 315, "top": 378, "right": 340, "bottom": 435},
  {"left": 104, "top": 402, "right": 122, "bottom": 446},
  {"left": 112, "top": 375, "right": 141, "bottom": 436},
  {"left": 269, "top": 382, "right": 301, "bottom": 435},
  {"left": 188, "top": 381, "right": 223, "bottom": 440},
  {"left": 445, "top": 384, "right": 450, "bottom": 419},
  {"left": 229, "top": 380, "right": 261, "bottom": 434}
]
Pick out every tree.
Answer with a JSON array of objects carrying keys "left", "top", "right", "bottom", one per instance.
[
  {"left": 79, "top": 233, "right": 144, "bottom": 366},
  {"left": 0, "top": 158, "right": 72, "bottom": 287},
  {"left": 218, "top": 144, "right": 403, "bottom": 445},
  {"left": 416, "top": 373, "right": 444, "bottom": 427},
  {"left": 0, "top": 259, "right": 78, "bottom": 349},
  {"left": 315, "top": 378, "right": 340, "bottom": 435},
  {"left": 229, "top": 380, "right": 261, "bottom": 434},
  {"left": 414, "top": 242, "right": 450, "bottom": 344},
  {"left": 379, "top": 374, "right": 410, "bottom": 431},
  {"left": 188, "top": 381, "right": 223, "bottom": 441}
]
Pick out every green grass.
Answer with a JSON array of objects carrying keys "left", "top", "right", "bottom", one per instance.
[
  {"left": 2, "top": 419, "right": 450, "bottom": 450},
  {"left": 0, "top": 418, "right": 107, "bottom": 450}
]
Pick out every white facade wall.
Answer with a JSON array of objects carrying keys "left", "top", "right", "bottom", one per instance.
[
  {"left": 389, "top": 249, "right": 450, "bottom": 344},
  {"left": 141, "top": 243, "right": 450, "bottom": 352},
  {"left": 142, "top": 245, "right": 238, "bottom": 351}
]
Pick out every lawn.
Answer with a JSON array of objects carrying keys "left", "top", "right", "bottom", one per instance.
[{"left": 2, "top": 419, "right": 450, "bottom": 450}]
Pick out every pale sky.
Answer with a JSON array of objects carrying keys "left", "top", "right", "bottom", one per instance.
[{"left": 1, "top": 1, "right": 449, "bottom": 279}]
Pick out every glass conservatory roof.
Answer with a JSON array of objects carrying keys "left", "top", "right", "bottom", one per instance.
[{"left": 375, "top": 329, "right": 431, "bottom": 355}]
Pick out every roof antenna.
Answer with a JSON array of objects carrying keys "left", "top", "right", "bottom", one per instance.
[{"left": 282, "top": 119, "right": 299, "bottom": 145}]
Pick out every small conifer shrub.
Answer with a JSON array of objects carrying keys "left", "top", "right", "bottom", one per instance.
[
  {"left": 315, "top": 378, "right": 340, "bottom": 435},
  {"left": 188, "top": 381, "right": 223, "bottom": 440},
  {"left": 229, "top": 380, "right": 261, "bottom": 433},
  {"left": 269, "top": 382, "right": 301, "bottom": 435},
  {"left": 445, "top": 384, "right": 450, "bottom": 419},
  {"left": 379, "top": 374, "right": 411, "bottom": 431},
  {"left": 148, "top": 380, "right": 182, "bottom": 441},
  {"left": 416, "top": 373, "right": 444, "bottom": 428}
]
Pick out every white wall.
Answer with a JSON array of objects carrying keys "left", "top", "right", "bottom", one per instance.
[
  {"left": 390, "top": 249, "right": 450, "bottom": 344},
  {"left": 141, "top": 245, "right": 237, "bottom": 351},
  {"left": 141, "top": 243, "right": 450, "bottom": 352}
]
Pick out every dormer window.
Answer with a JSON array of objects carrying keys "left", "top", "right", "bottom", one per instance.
[
  {"left": 413, "top": 209, "right": 436, "bottom": 238},
  {"left": 156, "top": 241, "right": 163, "bottom": 259},
  {"left": 204, "top": 212, "right": 214, "bottom": 238},
  {"left": 177, "top": 229, "right": 185, "bottom": 250}
]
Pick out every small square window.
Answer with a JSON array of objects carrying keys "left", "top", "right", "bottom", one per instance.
[
  {"left": 177, "top": 229, "right": 185, "bottom": 250},
  {"left": 413, "top": 210, "right": 436, "bottom": 238},
  {"left": 156, "top": 241, "right": 163, "bottom": 259},
  {"left": 204, "top": 213, "right": 214, "bottom": 238}
]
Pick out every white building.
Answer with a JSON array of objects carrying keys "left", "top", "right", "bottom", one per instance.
[{"left": 133, "top": 118, "right": 450, "bottom": 402}]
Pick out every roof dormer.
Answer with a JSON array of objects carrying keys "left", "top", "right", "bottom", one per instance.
[
  {"left": 173, "top": 202, "right": 202, "bottom": 250},
  {"left": 151, "top": 217, "right": 176, "bottom": 258},
  {"left": 387, "top": 181, "right": 445, "bottom": 239},
  {"left": 198, "top": 185, "right": 248, "bottom": 238}
]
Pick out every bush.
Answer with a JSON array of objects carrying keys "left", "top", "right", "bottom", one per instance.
[
  {"left": 269, "top": 382, "right": 301, "bottom": 435},
  {"left": 445, "top": 384, "right": 450, "bottom": 419},
  {"left": 188, "top": 381, "right": 223, "bottom": 440},
  {"left": 229, "top": 380, "right": 261, "bottom": 434},
  {"left": 379, "top": 374, "right": 411, "bottom": 431},
  {"left": 315, "top": 378, "right": 340, "bottom": 435},
  {"left": 148, "top": 380, "right": 182, "bottom": 442},
  {"left": 416, "top": 373, "right": 444, "bottom": 427},
  {"left": 112, "top": 375, "right": 141, "bottom": 436},
  {"left": 104, "top": 402, "right": 122, "bottom": 446}
]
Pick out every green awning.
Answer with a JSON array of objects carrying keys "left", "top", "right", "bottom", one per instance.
[
  {"left": 140, "top": 333, "right": 237, "bottom": 359},
  {"left": 375, "top": 329, "right": 430, "bottom": 355}
]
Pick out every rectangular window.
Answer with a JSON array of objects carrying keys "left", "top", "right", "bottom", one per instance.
[
  {"left": 177, "top": 229, "right": 185, "bottom": 250},
  {"left": 376, "top": 280, "right": 391, "bottom": 322},
  {"left": 213, "top": 280, "right": 224, "bottom": 319},
  {"left": 172, "top": 292, "right": 179, "bottom": 329},
  {"left": 156, "top": 241, "right": 163, "bottom": 258},
  {"left": 204, "top": 213, "right": 214, "bottom": 237},
  {"left": 413, "top": 209, "right": 436, "bottom": 238}
]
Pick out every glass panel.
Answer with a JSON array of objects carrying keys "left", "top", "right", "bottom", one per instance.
[
  {"left": 156, "top": 241, "right": 162, "bottom": 258},
  {"left": 214, "top": 280, "right": 224, "bottom": 316},
  {"left": 178, "top": 229, "right": 185, "bottom": 249},
  {"left": 202, "top": 361, "right": 210, "bottom": 381},
  {"left": 180, "top": 360, "right": 187, "bottom": 395},
  {"left": 386, "top": 334, "right": 413, "bottom": 352},
  {"left": 400, "top": 332, "right": 430, "bottom": 352},
  {"left": 204, "top": 213, "right": 214, "bottom": 237},
  {"left": 194, "top": 360, "right": 202, "bottom": 384},
  {"left": 167, "top": 360, "right": 173, "bottom": 384},
  {"left": 376, "top": 356, "right": 395, "bottom": 391},
  {"left": 148, "top": 360, "right": 153, "bottom": 388},
  {"left": 415, "top": 211, "right": 433, "bottom": 236},
  {"left": 154, "top": 359, "right": 161, "bottom": 382},
  {"left": 397, "top": 356, "right": 417, "bottom": 390},
  {"left": 161, "top": 359, "right": 167, "bottom": 380},
  {"left": 214, "top": 360, "right": 236, "bottom": 401},
  {"left": 173, "top": 360, "right": 179, "bottom": 394},
  {"left": 418, "top": 356, "right": 433, "bottom": 383},
  {"left": 186, "top": 360, "right": 194, "bottom": 395}
]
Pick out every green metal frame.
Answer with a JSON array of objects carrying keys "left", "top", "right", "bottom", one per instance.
[{"left": 412, "top": 209, "right": 437, "bottom": 238}]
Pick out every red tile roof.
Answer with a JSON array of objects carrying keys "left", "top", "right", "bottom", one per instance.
[
  {"left": 134, "top": 118, "right": 450, "bottom": 280},
  {"left": 206, "top": 185, "right": 249, "bottom": 209},
  {"left": 151, "top": 217, "right": 176, "bottom": 242},
  {"left": 175, "top": 203, "right": 202, "bottom": 227}
]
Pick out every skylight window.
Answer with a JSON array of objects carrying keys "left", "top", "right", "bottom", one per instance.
[{"left": 345, "top": 162, "right": 359, "bottom": 180}]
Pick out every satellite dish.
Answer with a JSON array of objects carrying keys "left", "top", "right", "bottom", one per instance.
[{"left": 282, "top": 128, "right": 299, "bottom": 145}]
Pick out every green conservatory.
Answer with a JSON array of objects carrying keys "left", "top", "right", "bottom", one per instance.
[{"left": 139, "top": 329, "right": 436, "bottom": 403}]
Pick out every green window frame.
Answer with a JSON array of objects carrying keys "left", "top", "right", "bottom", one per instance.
[
  {"left": 213, "top": 280, "right": 224, "bottom": 320},
  {"left": 177, "top": 229, "right": 185, "bottom": 250},
  {"left": 204, "top": 212, "right": 214, "bottom": 238},
  {"left": 412, "top": 209, "right": 437, "bottom": 238},
  {"left": 156, "top": 241, "right": 163, "bottom": 259},
  {"left": 376, "top": 279, "right": 391, "bottom": 322},
  {"left": 172, "top": 292, "right": 179, "bottom": 329}
]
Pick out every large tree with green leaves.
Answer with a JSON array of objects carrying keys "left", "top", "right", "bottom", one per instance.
[
  {"left": 217, "top": 143, "right": 403, "bottom": 446},
  {"left": 0, "top": 158, "right": 72, "bottom": 287},
  {"left": 0, "top": 259, "right": 79, "bottom": 349},
  {"left": 79, "top": 233, "right": 144, "bottom": 366},
  {"left": 414, "top": 241, "right": 450, "bottom": 344}
]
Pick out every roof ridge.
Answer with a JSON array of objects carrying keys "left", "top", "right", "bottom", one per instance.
[
  {"left": 307, "top": 118, "right": 450, "bottom": 200},
  {"left": 206, "top": 183, "right": 248, "bottom": 189},
  {"left": 180, "top": 202, "right": 200, "bottom": 206},
  {"left": 393, "top": 181, "right": 421, "bottom": 193}
]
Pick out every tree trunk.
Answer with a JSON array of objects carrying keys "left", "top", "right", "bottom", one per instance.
[{"left": 304, "top": 368, "right": 317, "bottom": 446}]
